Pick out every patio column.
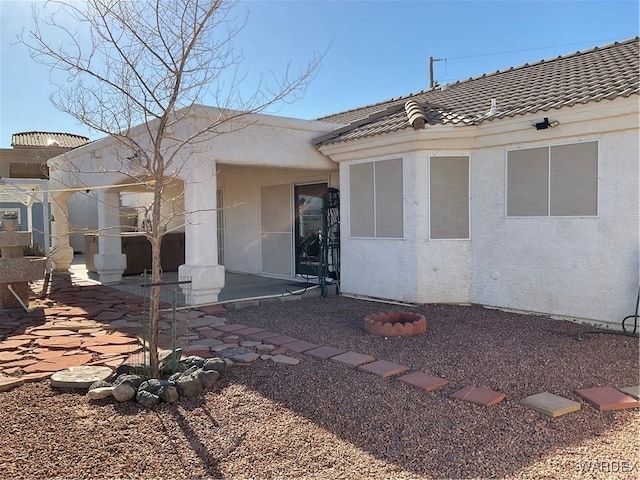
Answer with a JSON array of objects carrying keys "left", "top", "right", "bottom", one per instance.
[
  {"left": 94, "top": 190, "right": 127, "bottom": 284},
  {"left": 178, "top": 160, "right": 224, "bottom": 305},
  {"left": 49, "top": 190, "right": 74, "bottom": 271}
]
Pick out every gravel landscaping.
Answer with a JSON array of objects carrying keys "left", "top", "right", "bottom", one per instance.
[{"left": 0, "top": 295, "right": 638, "bottom": 479}]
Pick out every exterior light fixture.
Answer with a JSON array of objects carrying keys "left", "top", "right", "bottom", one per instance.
[{"left": 534, "top": 117, "right": 560, "bottom": 130}]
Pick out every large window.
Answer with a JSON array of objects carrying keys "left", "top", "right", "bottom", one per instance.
[
  {"left": 430, "top": 156, "right": 469, "bottom": 239},
  {"left": 507, "top": 141, "right": 597, "bottom": 217},
  {"left": 349, "top": 158, "right": 403, "bottom": 238}
]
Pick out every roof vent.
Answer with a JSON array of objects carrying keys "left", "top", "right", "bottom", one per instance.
[{"left": 404, "top": 101, "right": 426, "bottom": 130}]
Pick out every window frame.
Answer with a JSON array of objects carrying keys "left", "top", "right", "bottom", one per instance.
[
  {"left": 505, "top": 140, "right": 599, "bottom": 218},
  {"left": 428, "top": 155, "right": 471, "bottom": 240},
  {"left": 348, "top": 158, "right": 404, "bottom": 239}
]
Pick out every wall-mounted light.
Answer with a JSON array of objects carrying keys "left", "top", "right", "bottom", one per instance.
[{"left": 533, "top": 117, "right": 560, "bottom": 130}]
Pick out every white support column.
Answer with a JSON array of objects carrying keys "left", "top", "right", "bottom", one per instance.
[
  {"left": 178, "top": 160, "right": 225, "bottom": 305},
  {"left": 94, "top": 190, "right": 127, "bottom": 284},
  {"left": 49, "top": 190, "right": 74, "bottom": 271}
]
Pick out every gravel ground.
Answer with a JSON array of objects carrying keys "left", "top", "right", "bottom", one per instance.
[{"left": 0, "top": 296, "right": 638, "bottom": 479}]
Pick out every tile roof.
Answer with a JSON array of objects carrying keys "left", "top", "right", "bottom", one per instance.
[
  {"left": 11, "top": 132, "right": 90, "bottom": 149},
  {"left": 315, "top": 37, "right": 639, "bottom": 146}
]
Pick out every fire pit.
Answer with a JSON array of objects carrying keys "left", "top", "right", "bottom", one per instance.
[{"left": 364, "top": 311, "right": 427, "bottom": 337}]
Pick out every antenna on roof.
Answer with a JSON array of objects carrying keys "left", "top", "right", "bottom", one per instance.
[{"left": 429, "top": 56, "right": 444, "bottom": 89}]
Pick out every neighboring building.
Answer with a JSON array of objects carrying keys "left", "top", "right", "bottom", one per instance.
[
  {"left": 0, "top": 132, "right": 90, "bottom": 249},
  {"left": 47, "top": 38, "right": 639, "bottom": 329}
]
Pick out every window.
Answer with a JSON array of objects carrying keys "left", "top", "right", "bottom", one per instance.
[
  {"left": 349, "top": 158, "right": 403, "bottom": 238},
  {"left": 430, "top": 156, "right": 469, "bottom": 239},
  {"left": 507, "top": 141, "right": 597, "bottom": 217}
]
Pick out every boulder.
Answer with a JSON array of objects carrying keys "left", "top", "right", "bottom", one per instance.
[
  {"left": 202, "top": 358, "right": 226, "bottom": 373},
  {"left": 113, "top": 374, "right": 145, "bottom": 390},
  {"left": 196, "top": 369, "right": 220, "bottom": 389},
  {"left": 175, "top": 373, "right": 203, "bottom": 398},
  {"left": 87, "top": 386, "right": 115, "bottom": 400},
  {"left": 136, "top": 390, "right": 161, "bottom": 408},
  {"left": 114, "top": 363, "right": 151, "bottom": 378},
  {"left": 158, "top": 384, "right": 179, "bottom": 403},
  {"left": 181, "top": 356, "right": 205, "bottom": 369},
  {"left": 112, "top": 382, "right": 137, "bottom": 402}
]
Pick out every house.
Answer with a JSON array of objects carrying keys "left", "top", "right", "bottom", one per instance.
[
  {"left": 0, "top": 132, "right": 89, "bottom": 250},
  {"left": 47, "top": 37, "right": 639, "bottom": 329}
]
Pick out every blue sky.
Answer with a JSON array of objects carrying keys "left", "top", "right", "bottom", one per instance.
[{"left": 0, "top": 0, "right": 638, "bottom": 147}]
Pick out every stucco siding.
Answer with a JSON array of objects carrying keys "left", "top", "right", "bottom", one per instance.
[{"left": 470, "top": 125, "right": 639, "bottom": 326}]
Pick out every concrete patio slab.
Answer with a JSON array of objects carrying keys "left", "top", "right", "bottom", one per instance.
[
  {"left": 304, "top": 346, "right": 347, "bottom": 360},
  {"left": 330, "top": 351, "right": 376, "bottom": 368},
  {"left": 520, "top": 392, "right": 581, "bottom": 417},
  {"left": 358, "top": 360, "right": 409, "bottom": 378},
  {"left": 575, "top": 387, "right": 640, "bottom": 411},
  {"left": 451, "top": 386, "right": 506, "bottom": 407},
  {"left": 398, "top": 372, "right": 449, "bottom": 392},
  {"left": 619, "top": 385, "right": 640, "bottom": 400}
]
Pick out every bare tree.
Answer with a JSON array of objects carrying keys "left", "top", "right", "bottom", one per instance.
[{"left": 19, "top": 0, "right": 322, "bottom": 377}]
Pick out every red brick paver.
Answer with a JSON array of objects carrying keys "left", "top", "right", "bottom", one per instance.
[
  {"left": 358, "top": 360, "right": 409, "bottom": 378},
  {"left": 451, "top": 386, "right": 506, "bottom": 407},
  {"left": 304, "top": 346, "right": 347, "bottom": 360},
  {"left": 283, "top": 340, "right": 318, "bottom": 353},
  {"left": 330, "top": 351, "right": 376, "bottom": 368},
  {"left": 263, "top": 335, "right": 300, "bottom": 346},
  {"left": 398, "top": 372, "right": 450, "bottom": 392},
  {"left": 575, "top": 387, "right": 640, "bottom": 411}
]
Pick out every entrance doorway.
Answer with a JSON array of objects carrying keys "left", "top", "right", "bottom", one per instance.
[{"left": 294, "top": 183, "right": 327, "bottom": 276}]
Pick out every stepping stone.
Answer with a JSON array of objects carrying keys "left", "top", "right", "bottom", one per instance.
[
  {"left": 247, "top": 331, "right": 281, "bottom": 341},
  {"left": 23, "top": 354, "right": 94, "bottom": 373},
  {"left": 32, "top": 351, "right": 67, "bottom": 360},
  {"left": 225, "top": 351, "right": 260, "bottom": 363},
  {"left": 521, "top": 392, "right": 581, "bottom": 417},
  {"left": 198, "top": 305, "right": 227, "bottom": 315},
  {"left": 451, "top": 386, "right": 506, "bottom": 407},
  {"left": 199, "top": 328, "right": 225, "bottom": 339},
  {"left": 48, "top": 320, "right": 100, "bottom": 331},
  {"left": 304, "top": 346, "right": 347, "bottom": 360},
  {"left": 21, "top": 372, "right": 53, "bottom": 382},
  {"left": 94, "top": 311, "right": 126, "bottom": 322},
  {"left": 0, "top": 359, "right": 37, "bottom": 368},
  {"left": 239, "top": 341, "right": 262, "bottom": 347},
  {"left": 50, "top": 366, "right": 113, "bottom": 389},
  {"left": 263, "top": 335, "right": 299, "bottom": 346},
  {"left": 0, "top": 339, "right": 32, "bottom": 350},
  {"left": 85, "top": 344, "right": 142, "bottom": 355},
  {"left": 619, "top": 386, "right": 640, "bottom": 400},
  {"left": 191, "top": 338, "right": 224, "bottom": 347},
  {"left": 398, "top": 372, "right": 449, "bottom": 392},
  {"left": 215, "top": 323, "right": 249, "bottom": 333},
  {"left": 30, "top": 329, "right": 78, "bottom": 337},
  {"left": 35, "top": 337, "right": 83, "bottom": 349},
  {"left": 358, "top": 360, "right": 409, "bottom": 378},
  {"left": 330, "top": 351, "right": 376, "bottom": 368},
  {"left": 256, "top": 344, "right": 275, "bottom": 353},
  {"left": 0, "top": 352, "right": 25, "bottom": 364},
  {"left": 187, "top": 317, "right": 223, "bottom": 329},
  {"left": 0, "top": 376, "right": 24, "bottom": 392},
  {"left": 82, "top": 335, "right": 139, "bottom": 347},
  {"left": 233, "top": 327, "right": 266, "bottom": 336},
  {"left": 272, "top": 355, "right": 300, "bottom": 366},
  {"left": 575, "top": 387, "right": 640, "bottom": 411},
  {"left": 283, "top": 340, "right": 318, "bottom": 353}
]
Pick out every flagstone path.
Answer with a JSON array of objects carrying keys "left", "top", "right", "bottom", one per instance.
[{"left": 0, "top": 275, "right": 638, "bottom": 417}]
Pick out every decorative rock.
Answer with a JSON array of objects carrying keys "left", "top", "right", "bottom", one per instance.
[
  {"left": 260, "top": 355, "right": 272, "bottom": 360},
  {"left": 240, "top": 341, "right": 262, "bottom": 347},
  {"left": 136, "top": 390, "right": 161, "bottom": 407},
  {"left": 112, "top": 382, "right": 137, "bottom": 402},
  {"left": 256, "top": 344, "right": 275, "bottom": 353},
  {"left": 50, "top": 366, "right": 113, "bottom": 389},
  {"left": 89, "top": 379, "right": 112, "bottom": 391},
  {"left": 224, "top": 335, "right": 240, "bottom": 344},
  {"left": 181, "top": 356, "right": 206, "bottom": 369},
  {"left": 175, "top": 373, "right": 203, "bottom": 398},
  {"left": 227, "top": 351, "right": 259, "bottom": 363},
  {"left": 202, "top": 358, "right": 227, "bottom": 373},
  {"left": 196, "top": 369, "right": 220, "bottom": 389},
  {"left": 87, "top": 386, "right": 115, "bottom": 400},
  {"left": 158, "top": 384, "right": 179, "bottom": 403},
  {"left": 115, "top": 363, "right": 151, "bottom": 378},
  {"left": 114, "top": 374, "right": 145, "bottom": 390},
  {"left": 139, "top": 378, "right": 164, "bottom": 395},
  {"left": 272, "top": 355, "right": 300, "bottom": 366}
]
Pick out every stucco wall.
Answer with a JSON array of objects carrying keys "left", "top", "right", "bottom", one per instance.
[
  {"left": 327, "top": 99, "right": 639, "bottom": 327},
  {"left": 218, "top": 165, "right": 337, "bottom": 276},
  {"left": 470, "top": 126, "right": 639, "bottom": 326}
]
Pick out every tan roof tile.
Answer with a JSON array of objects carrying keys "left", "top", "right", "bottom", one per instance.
[
  {"left": 11, "top": 131, "right": 90, "bottom": 149},
  {"left": 316, "top": 38, "right": 639, "bottom": 145}
]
